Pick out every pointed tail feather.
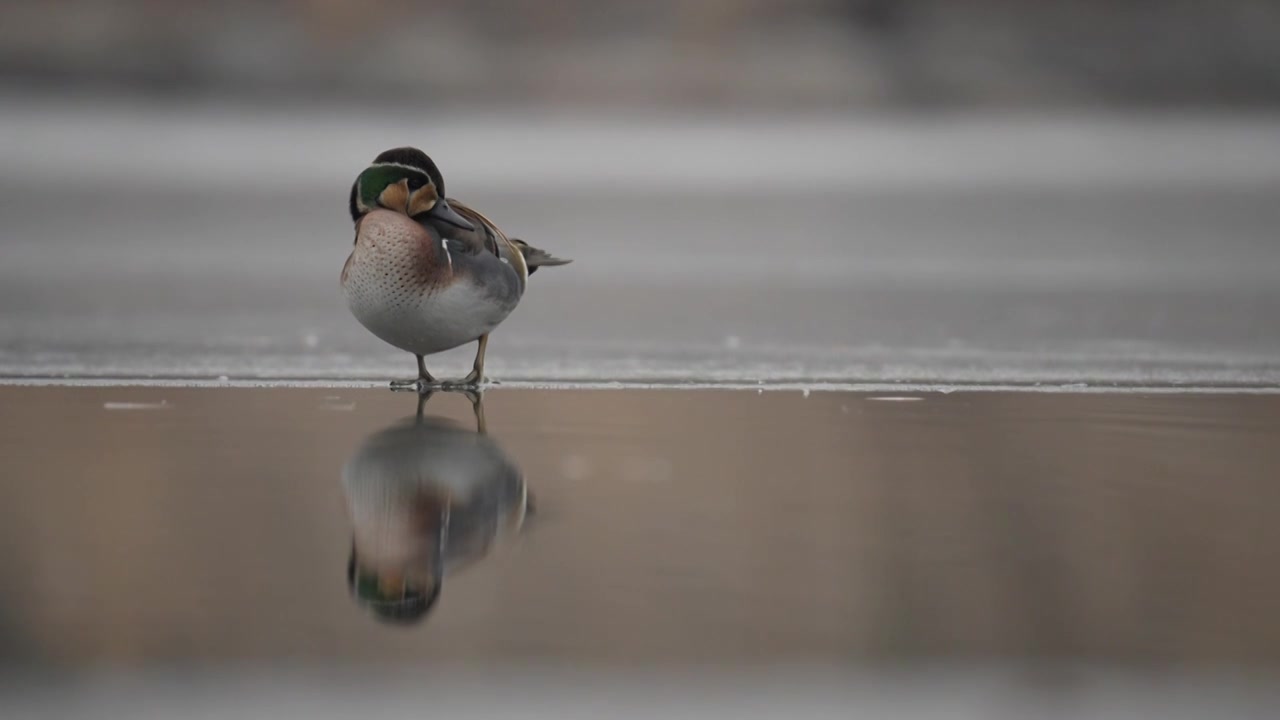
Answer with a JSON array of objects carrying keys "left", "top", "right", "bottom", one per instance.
[{"left": 512, "top": 238, "right": 572, "bottom": 275}]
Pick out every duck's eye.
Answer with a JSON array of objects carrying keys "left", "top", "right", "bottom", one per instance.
[{"left": 406, "top": 176, "right": 427, "bottom": 191}]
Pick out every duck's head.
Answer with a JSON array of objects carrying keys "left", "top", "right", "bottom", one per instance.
[
  {"left": 346, "top": 543, "right": 442, "bottom": 625},
  {"left": 348, "top": 147, "right": 474, "bottom": 231}
]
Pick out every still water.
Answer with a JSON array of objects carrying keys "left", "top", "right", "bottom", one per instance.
[{"left": 1, "top": 386, "right": 1279, "bottom": 716}]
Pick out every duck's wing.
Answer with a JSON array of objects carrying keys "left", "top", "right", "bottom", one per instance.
[
  {"left": 442, "top": 199, "right": 508, "bottom": 258},
  {"left": 444, "top": 198, "right": 572, "bottom": 277}
]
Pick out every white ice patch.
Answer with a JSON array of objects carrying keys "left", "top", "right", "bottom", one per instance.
[{"left": 103, "top": 400, "right": 170, "bottom": 410}]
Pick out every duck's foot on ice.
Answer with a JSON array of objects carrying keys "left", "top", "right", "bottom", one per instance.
[
  {"left": 389, "top": 377, "right": 439, "bottom": 393},
  {"left": 439, "top": 373, "right": 484, "bottom": 390}
]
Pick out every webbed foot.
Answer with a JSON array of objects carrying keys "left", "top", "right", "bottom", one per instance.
[
  {"left": 440, "top": 371, "right": 484, "bottom": 389},
  {"left": 390, "top": 377, "right": 440, "bottom": 393},
  {"left": 391, "top": 354, "right": 438, "bottom": 392}
]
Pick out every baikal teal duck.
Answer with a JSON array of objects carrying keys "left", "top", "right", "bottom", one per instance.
[{"left": 343, "top": 147, "right": 570, "bottom": 390}]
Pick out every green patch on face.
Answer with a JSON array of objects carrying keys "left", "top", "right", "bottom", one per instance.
[{"left": 355, "top": 164, "right": 432, "bottom": 213}]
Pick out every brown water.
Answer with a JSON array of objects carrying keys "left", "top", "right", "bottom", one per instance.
[{"left": 2, "top": 386, "right": 1279, "bottom": 716}]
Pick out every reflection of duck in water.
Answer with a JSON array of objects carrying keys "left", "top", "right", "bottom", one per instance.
[{"left": 342, "top": 392, "right": 529, "bottom": 624}]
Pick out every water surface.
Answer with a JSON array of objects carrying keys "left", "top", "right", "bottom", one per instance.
[{"left": 1, "top": 387, "right": 1279, "bottom": 716}]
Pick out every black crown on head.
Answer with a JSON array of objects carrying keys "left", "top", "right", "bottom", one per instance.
[{"left": 374, "top": 147, "right": 447, "bottom": 197}]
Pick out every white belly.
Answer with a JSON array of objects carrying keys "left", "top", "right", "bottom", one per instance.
[{"left": 344, "top": 268, "right": 512, "bottom": 356}]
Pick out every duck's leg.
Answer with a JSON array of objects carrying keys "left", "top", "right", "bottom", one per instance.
[
  {"left": 458, "top": 334, "right": 489, "bottom": 387},
  {"left": 390, "top": 354, "right": 436, "bottom": 392}
]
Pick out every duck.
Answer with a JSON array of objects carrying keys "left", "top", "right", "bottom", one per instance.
[{"left": 342, "top": 147, "right": 570, "bottom": 390}]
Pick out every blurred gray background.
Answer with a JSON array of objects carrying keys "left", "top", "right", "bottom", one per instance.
[
  {"left": 4, "top": 0, "right": 1280, "bottom": 108},
  {"left": 1, "top": 0, "right": 1279, "bottom": 385}
]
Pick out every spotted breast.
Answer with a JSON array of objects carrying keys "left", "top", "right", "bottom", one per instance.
[{"left": 342, "top": 209, "right": 523, "bottom": 357}]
